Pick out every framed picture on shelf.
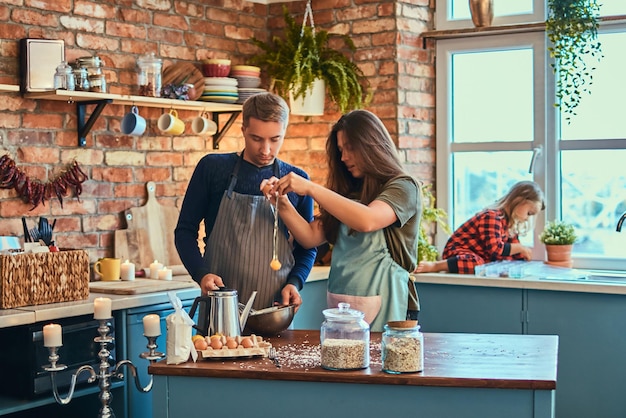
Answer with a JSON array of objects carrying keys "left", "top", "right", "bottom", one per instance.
[{"left": 19, "top": 38, "right": 64, "bottom": 93}]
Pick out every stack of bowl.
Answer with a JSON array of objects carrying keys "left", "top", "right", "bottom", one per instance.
[
  {"left": 230, "top": 65, "right": 265, "bottom": 104},
  {"left": 202, "top": 59, "right": 231, "bottom": 78}
]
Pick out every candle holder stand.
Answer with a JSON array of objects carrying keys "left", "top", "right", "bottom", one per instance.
[{"left": 43, "top": 318, "right": 164, "bottom": 418}]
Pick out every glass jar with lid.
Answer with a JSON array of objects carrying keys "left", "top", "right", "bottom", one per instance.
[
  {"left": 53, "top": 61, "right": 75, "bottom": 91},
  {"left": 320, "top": 302, "right": 370, "bottom": 370},
  {"left": 381, "top": 320, "right": 424, "bottom": 374},
  {"left": 137, "top": 52, "right": 163, "bottom": 97}
]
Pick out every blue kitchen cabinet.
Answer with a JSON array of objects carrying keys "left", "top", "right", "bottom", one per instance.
[
  {"left": 292, "top": 279, "right": 327, "bottom": 330},
  {"left": 123, "top": 298, "right": 196, "bottom": 418},
  {"left": 415, "top": 283, "right": 524, "bottom": 334},
  {"left": 526, "top": 290, "right": 626, "bottom": 418}
]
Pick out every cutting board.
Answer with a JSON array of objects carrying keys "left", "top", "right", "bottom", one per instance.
[
  {"left": 125, "top": 181, "right": 182, "bottom": 268},
  {"left": 161, "top": 62, "right": 204, "bottom": 101},
  {"left": 88, "top": 277, "right": 197, "bottom": 295},
  {"left": 114, "top": 228, "right": 154, "bottom": 269}
]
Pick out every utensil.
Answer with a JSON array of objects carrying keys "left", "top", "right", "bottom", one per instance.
[
  {"left": 21, "top": 217, "right": 31, "bottom": 243},
  {"left": 268, "top": 347, "right": 281, "bottom": 368},
  {"left": 38, "top": 217, "right": 53, "bottom": 246},
  {"left": 188, "top": 289, "right": 257, "bottom": 337},
  {"left": 245, "top": 304, "right": 295, "bottom": 336}
]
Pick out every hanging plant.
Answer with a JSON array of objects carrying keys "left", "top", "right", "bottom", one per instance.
[
  {"left": 546, "top": 0, "right": 603, "bottom": 123},
  {"left": 250, "top": 3, "right": 367, "bottom": 114}
]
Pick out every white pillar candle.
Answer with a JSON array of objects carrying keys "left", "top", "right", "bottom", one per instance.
[
  {"left": 94, "top": 297, "right": 112, "bottom": 319},
  {"left": 143, "top": 314, "right": 161, "bottom": 337},
  {"left": 149, "top": 260, "right": 163, "bottom": 279},
  {"left": 120, "top": 259, "right": 135, "bottom": 281},
  {"left": 43, "top": 323, "right": 62, "bottom": 347},
  {"left": 158, "top": 267, "right": 172, "bottom": 281}
]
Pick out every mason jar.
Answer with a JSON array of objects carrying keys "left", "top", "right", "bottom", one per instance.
[
  {"left": 381, "top": 321, "right": 424, "bottom": 374},
  {"left": 137, "top": 52, "right": 163, "bottom": 97},
  {"left": 320, "top": 302, "right": 369, "bottom": 370}
]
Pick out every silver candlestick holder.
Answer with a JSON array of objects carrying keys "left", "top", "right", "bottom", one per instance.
[{"left": 43, "top": 318, "right": 164, "bottom": 418}]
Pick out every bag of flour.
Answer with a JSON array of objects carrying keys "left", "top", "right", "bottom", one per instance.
[{"left": 166, "top": 292, "right": 198, "bottom": 364}]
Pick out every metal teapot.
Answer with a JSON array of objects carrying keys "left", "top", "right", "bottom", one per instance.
[{"left": 189, "top": 289, "right": 257, "bottom": 337}]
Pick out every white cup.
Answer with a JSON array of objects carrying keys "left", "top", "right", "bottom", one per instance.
[
  {"left": 121, "top": 106, "right": 146, "bottom": 135},
  {"left": 192, "top": 114, "right": 218, "bottom": 135},
  {"left": 157, "top": 109, "right": 185, "bottom": 135}
]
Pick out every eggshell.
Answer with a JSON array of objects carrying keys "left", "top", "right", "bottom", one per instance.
[{"left": 210, "top": 338, "right": 223, "bottom": 350}]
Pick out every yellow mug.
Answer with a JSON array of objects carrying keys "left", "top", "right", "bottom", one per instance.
[
  {"left": 94, "top": 257, "right": 121, "bottom": 281},
  {"left": 157, "top": 109, "right": 185, "bottom": 135}
]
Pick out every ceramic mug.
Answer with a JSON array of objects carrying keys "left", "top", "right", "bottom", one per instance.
[
  {"left": 191, "top": 113, "right": 218, "bottom": 135},
  {"left": 94, "top": 257, "right": 121, "bottom": 281},
  {"left": 158, "top": 109, "right": 185, "bottom": 135},
  {"left": 121, "top": 105, "right": 146, "bottom": 135}
]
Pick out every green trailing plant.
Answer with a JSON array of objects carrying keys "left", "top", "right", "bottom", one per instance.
[
  {"left": 250, "top": 5, "right": 367, "bottom": 114},
  {"left": 418, "top": 185, "right": 451, "bottom": 262},
  {"left": 546, "top": 0, "right": 602, "bottom": 123},
  {"left": 540, "top": 220, "right": 577, "bottom": 245}
]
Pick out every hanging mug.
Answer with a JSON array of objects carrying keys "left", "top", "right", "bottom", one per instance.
[
  {"left": 121, "top": 105, "right": 147, "bottom": 135},
  {"left": 192, "top": 112, "right": 218, "bottom": 135},
  {"left": 158, "top": 109, "right": 185, "bottom": 135}
]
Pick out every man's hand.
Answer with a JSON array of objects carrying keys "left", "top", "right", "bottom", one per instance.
[
  {"left": 200, "top": 273, "right": 224, "bottom": 294},
  {"left": 280, "top": 283, "right": 302, "bottom": 313}
]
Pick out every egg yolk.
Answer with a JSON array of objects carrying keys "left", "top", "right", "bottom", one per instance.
[{"left": 270, "top": 259, "right": 282, "bottom": 271}]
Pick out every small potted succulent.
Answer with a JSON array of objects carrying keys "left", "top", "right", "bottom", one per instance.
[{"left": 540, "top": 220, "right": 577, "bottom": 267}]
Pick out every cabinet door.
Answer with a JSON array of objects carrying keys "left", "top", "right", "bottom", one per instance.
[
  {"left": 292, "top": 279, "right": 327, "bottom": 330},
  {"left": 416, "top": 283, "right": 524, "bottom": 334},
  {"left": 527, "top": 290, "right": 626, "bottom": 418}
]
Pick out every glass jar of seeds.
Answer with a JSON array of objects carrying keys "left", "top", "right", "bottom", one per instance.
[
  {"left": 381, "top": 320, "right": 423, "bottom": 374},
  {"left": 320, "top": 302, "right": 370, "bottom": 370}
]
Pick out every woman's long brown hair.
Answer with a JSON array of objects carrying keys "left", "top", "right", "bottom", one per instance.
[{"left": 320, "top": 110, "right": 408, "bottom": 243}]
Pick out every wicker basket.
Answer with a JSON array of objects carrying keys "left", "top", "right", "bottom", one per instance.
[{"left": 0, "top": 250, "right": 89, "bottom": 309}]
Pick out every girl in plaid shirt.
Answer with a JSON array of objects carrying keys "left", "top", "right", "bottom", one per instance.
[{"left": 416, "top": 181, "right": 544, "bottom": 274}]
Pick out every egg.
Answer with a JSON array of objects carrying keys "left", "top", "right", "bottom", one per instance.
[
  {"left": 270, "top": 258, "right": 282, "bottom": 271},
  {"left": 241, "top": 337, "right": 253, "bottom": 348},
  {"left": 194, "top": 338, "right": 208, "bottom": 350},
  {"left": 210, "top": 338, "right": 223, "bottom": 350},
  {"left": 226, "top": 339, "right": 238, "bottom": 349}
]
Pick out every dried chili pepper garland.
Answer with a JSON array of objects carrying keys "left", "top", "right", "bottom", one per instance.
[{"left": 0, "top": 154, "right": 88, "bottom": 210}]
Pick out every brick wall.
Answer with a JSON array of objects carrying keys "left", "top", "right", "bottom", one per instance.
[{"left": 0, "top": 0, "right": 434, "bottom": 264}]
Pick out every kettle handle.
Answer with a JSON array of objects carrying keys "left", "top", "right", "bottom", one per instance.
[{"left": 188, "top": 296, "right": 210, "bottom": 335}]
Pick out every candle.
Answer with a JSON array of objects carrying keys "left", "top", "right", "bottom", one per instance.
[
  {"left": 43, "top": 323, "right": 62, "bottom": 347},
  {"left": 94, "top": 297, "right": 112, "bottom": 319},
  {"left": 158, "top": 266, "right": 172, "bottom": 281},
  {"left": 149, "top": 260, "right": 163, "bottom": 279},
  {"left": 143, "top": 314, "right": 161, "bottom": 337},
  {"left": 120, "top": 259, "right": 135, "bottom": 281}
]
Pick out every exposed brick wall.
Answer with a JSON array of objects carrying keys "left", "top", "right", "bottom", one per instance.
[{"left": 0, "top": 0, "right": 434, "bottom": 264}]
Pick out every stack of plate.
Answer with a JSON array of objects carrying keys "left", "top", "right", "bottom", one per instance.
[
  {"left": 230, "top": 66, "right": 264, "bottom": 104},
  {"left": 236, "top": 88, "right": 266, "bottom": 104},
  {"left": 200, "top": 77, "right": 238, "bottom": 104}
]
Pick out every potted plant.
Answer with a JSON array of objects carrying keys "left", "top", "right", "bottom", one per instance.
[
  {"left": 539, "top": 220, "right": 577, "bottom": 267},
  {"left": 418, "top": 185, "right": 451, "bottom": 262},
  {"left": 250, "top": 4, "right": 367, "bottom": 115},
  {"left": 546, "top": 0, "right": 603, "bottom": 123}
]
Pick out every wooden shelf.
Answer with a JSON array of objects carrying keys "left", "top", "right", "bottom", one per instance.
[
  {"left": 0, "top": 83, "right": 19, "bottom": 92},
  {"left": 22, "top": 89, "right": 242, "bottom": 148}
]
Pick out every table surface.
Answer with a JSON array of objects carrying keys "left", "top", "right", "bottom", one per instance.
[{"left": 149, "top": 330, "right": 558, "bottom": 390}]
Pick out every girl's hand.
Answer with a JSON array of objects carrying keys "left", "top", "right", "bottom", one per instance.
[
  {"left": 519, "top": 246, "right": 533, "bottom": 260},
  {"left": 275, "top": 172, "right": 312, "bottom": 196},
  {"left": 260, "top": 177, "right": 280, "bottom": 203}
]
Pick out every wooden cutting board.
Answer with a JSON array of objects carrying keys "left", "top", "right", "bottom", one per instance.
[
  {"left": 88, "top": 277, "right": 197, "bottom": 295},
  {"left": 125, "top": 181, "right": 182, "bottom": 268},
  {"left": 114, "top": 228, "right": 154, "bottom": 269}
]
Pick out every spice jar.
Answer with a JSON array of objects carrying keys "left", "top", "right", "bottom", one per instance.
[
  {"left": 88, "top": 74, "right": 106, "bottom": 93},
  {"left": 137, "top": 52, "right": 163, "bottom": 97},
  {"left": 381, "top": 320, "right": 423, "bottom": 374},
  {"left": 73, "top": 66, "right": 89, "bottom": 91},
  {"left": 76, "top": 56, "right": 106, "bottom": 92},
  {"left": 320, "top": 302, "right": 370, "bottom": 370},
  {"left": 53, "top": 61, "right": 75, "bottom": 91}
]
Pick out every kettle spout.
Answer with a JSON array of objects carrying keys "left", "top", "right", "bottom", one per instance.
[{"left": 239, "top": 291, "right": 257, "bottom": 330}]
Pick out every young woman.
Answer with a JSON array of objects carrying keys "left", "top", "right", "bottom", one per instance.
[
  {"left": 261, "top": 110, "right": 422, "bottom": 332},
  {"left": 416, "top": 181, "right": 545, "bottom": 274}
]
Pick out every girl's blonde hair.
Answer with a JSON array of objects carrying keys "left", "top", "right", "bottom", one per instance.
[{"left": 492, "top": 181, "right": 545, "bottom": 237}]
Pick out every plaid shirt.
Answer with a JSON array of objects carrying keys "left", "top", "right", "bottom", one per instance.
[{"left": 442, "top": 209, "right": 522, "bottom": 274}]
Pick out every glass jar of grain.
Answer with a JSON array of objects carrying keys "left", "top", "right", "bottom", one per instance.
[
  {"left": 381, "top": 320, "right": 423, "bottom": 374},
  {"left": 320, "top": 303, "right": 369, "bottom": 370}
]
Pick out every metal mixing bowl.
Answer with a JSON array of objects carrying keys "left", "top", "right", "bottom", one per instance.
[{"left": 244, "top": 305, "right": 295, "bottom": 336}]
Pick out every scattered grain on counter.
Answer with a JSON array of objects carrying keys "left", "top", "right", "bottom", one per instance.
[
  {"left": 382, "top": 337, "right": 423, "bottom": 373},
  {"left": 321, "top": 338, "right": 368, "bottom": 370}
]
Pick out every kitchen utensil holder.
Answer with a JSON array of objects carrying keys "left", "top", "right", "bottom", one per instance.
[{"left": 43, "top": 318, "right": 164, "bottom": 418}]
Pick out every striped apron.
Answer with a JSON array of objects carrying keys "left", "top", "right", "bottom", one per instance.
[{"left": 203, "top": 155, "right": 294, "bottom": 310}]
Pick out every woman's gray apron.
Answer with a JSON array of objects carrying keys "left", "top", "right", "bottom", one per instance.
[
  {"left": 327, "top": 223, "right": 408, "bottom": 332},
  {"left": 203, "top": 154, "right": 295, "bottom": 310}
]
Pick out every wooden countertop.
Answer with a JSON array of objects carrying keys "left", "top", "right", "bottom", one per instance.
[{"left": 149, "top": 330, "right": 558, "bottom": 390}]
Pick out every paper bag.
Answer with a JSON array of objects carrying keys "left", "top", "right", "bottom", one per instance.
[{"left": 166, "top": 292, "right": 198, "bottom": 364}]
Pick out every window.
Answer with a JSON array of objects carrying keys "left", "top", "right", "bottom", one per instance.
[{"left": 435, "top": 1, "right": 626, "bottom": 271}]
